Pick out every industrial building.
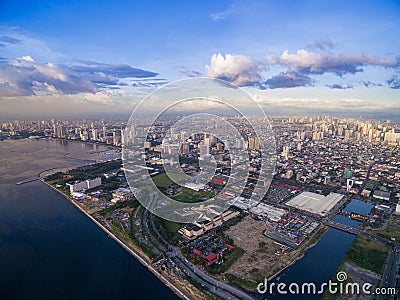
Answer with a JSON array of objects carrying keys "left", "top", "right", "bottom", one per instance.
[
  {"left": 286, "top": 192, "right": 344, "bottom": 216},
  {"left": 230, "top": 197, "right": 287, "bottom": 222}
]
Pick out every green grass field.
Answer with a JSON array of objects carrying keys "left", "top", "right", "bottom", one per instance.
[
  {"left": 151, "top": 172, "right": 214, "bottom": 203},
  {"left": 151, "top": 172, "right": 177, "bottom": 188},
  {"left": 172, "top": 187, "right": 214, "bottom": 203},
  {"left": 344, "top": 236, "right": 389, "bottom": 275},
  {"left": 369, "top": 217, "right": 400, "bottom": 242}
]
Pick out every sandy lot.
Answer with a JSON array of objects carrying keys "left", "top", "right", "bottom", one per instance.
[{"left": 224, "top": 216, "right": 291, "bottom": 283}]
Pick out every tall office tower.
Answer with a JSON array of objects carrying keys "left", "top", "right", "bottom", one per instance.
[
  {"left": 102, "top": 125, "right": 107, "bottom": 140},
  {"left": 180, "top": 131, "right": 186, "bottom": 142},
  {"left": 204, "top": 137, "right": 211, "bottom": 148},
  {"left": 346, "top": 179, "right": 354, "bottom": 192},
  {"left": 129, "top": 124, "right": 135, "bottom": 145},
  {"left": 91, "top": 128, "right": 97, "bottom": 141},
  {"left": 248, "top": 137, "right": 260, "bottom": 151},
  {"left": 281, "top": 145, "right": 289, "bottom": 159},
  {"left": 312, "top": 131, "right": 320, "bottom": 141},
  {"left": 57, "top": 125, "right": 64, "bottom": 138},
  {"left": 112, "top": 129, "right": 119, "bottom": 146},
  {"left": 199, "top": 144, "right": 209, "bottom": 157},
  {"left": 121, "top": 129, "right": 125, "bottom": 146},
  {"left": 179, "top": 143, "right": 190, "bottom": 154},
  {"left": 80, "top": 129, "right": 88, "bottom": 141}
]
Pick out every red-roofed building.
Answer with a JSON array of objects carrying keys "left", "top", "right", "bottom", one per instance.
[
  {"left": 193, "top": 248, "right": 202, "bottom": 256},
  {"left": 205, "top": 253, "right": 218, "bottom": 265},
  {"left": 225, "top": 243, "right": 235, "bottom": 251}
]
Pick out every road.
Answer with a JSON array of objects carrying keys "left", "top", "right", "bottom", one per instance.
[
  {"left": 143, "top": 210, "right": 254, "bottom": 300},
  {"left": 326, "top": 221, "right": 394, "bottom": 246},
  {"left": 378, "top": 244, "right": 400, "bottom": 300},
  {"left": 326, "top": 221, "right": 399, "bottom": 299},
  {"left": 358, "top": 164, "right": 374, "bottom": 197},
  {"left": 142, "top": 210, "right": 251, "bottom": 300}
]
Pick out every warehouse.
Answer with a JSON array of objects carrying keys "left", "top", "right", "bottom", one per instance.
[{"left": 286, "top": 192, "right": 343, "bottom": 216}]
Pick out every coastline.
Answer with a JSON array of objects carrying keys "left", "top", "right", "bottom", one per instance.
[{"left": 41, "top": 179, "right": 191, "bottom": 300}]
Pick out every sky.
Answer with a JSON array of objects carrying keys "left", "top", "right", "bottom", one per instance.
[{"left": 0, "top": 0, "right": 399, "bottom": 119}]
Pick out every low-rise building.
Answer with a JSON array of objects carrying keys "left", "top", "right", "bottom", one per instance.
[
  {"left": 112, "top": 187, "right": 134, "bottom": 201},
  {"left": 178, "top": 209, "right": 240, "bottom": 240}
]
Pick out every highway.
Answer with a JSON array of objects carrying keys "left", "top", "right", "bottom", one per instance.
[
  {"left": 378, "top": 244, "right": 400, "bottom": 300},
  {"left": 142, "top": 210, "right": 254, "bottom": 300}
]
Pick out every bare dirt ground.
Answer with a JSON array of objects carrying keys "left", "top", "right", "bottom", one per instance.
[
  {"left": 330, "top": 262, "right": 381, "bottom": 300},
  {"left": 224, "top": 216, "right": 292, "bottom": 283}
]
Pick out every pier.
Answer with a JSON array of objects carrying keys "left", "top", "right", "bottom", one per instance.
[{"left": 16, "top": 178, "right": 39, "bottom": 185}]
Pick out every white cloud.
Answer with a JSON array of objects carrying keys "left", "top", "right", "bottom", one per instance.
[
  {"left": 206, "top": 53, "right": 262, "bottom": 86},
  {"left": 265, "top": 50, "right": 399, "bottom": 75},
  {"left": 0, "top": 56, "right": 97, "bottom": 96}
]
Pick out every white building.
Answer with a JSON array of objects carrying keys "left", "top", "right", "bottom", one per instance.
[
  {"left": 286, "top": 192, "right": 344, "bottom": 216},
  {"left": 395, "top": 203, "right": 400, "bottom": 215},
  {"left": 112, "top": 188, "right": 134, "bottom": 201},
  {"left": 67, "top": 177, "right": 102, "bottom": 194}
]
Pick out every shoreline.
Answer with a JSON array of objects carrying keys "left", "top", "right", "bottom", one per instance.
[
  {"left": 268, "top": 225, "right": 329, "bottom": 281},
  {"left": 41, "top": 179, "right": 191, "bottom": 300}
]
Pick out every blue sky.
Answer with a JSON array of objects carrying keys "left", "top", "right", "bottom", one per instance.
[{"left": 0, "top": 0, "right": 399, "bottom": 117}]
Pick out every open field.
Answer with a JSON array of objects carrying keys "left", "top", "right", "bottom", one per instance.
[
  {"left": 152, "top": 172, "right": 214, "bottom": 203},
  {"left": 223, "top": 215, "right": 328, "bottom": 289},
  {"left": 223, "top": 216, "right": 287, "bottom": 287},
  {"left": 344, "top": 236, "right": 389, "bottom": 275},
  {"left": 368, "top": 216, "right": 400, "bottom": 242}
]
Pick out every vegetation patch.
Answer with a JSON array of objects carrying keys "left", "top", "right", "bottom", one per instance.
[{"left": 343, "top": 236, "right": 389, "bottom": 275}]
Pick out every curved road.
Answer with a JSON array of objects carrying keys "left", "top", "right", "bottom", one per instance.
[{"left": 142, "top": 210, "right": 253, "bottom": 300}]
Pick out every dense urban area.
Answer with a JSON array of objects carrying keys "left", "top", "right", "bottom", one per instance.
[{"left": 2, "top": 115, "right": 400, "bottom": 300}]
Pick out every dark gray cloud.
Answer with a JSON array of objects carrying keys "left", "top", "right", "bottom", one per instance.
[
  {"left": 387, "top": 75, "right": 400, "bottom": 89},
  {"left": 0, "top": 56, "right": 158, "bottom": 97},
  {"left": 305, "top": 38, "right": 335, "bottom": 51},
  {"left": 264, "top": 71, "right": 313, "bottom": 89},
  {"left": 326, "top": 83, "right": 353, "bottom": 89}
]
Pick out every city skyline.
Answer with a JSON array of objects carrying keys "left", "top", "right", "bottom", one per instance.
[{"left": 1, "top": 0, "right": 400, "bottom": 119}]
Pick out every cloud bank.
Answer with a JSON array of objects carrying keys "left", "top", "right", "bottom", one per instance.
[
  {"left": 0, "top": 56, "right": 158, "bottom": 97},
  {"left": 207, "top": 50, "right": 400, "bottom": 89},
  {"left": 265, "top": 50, "right": 399, "bottom": 76}
]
